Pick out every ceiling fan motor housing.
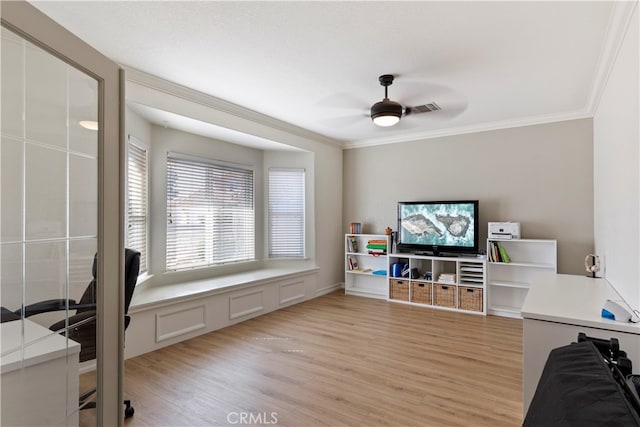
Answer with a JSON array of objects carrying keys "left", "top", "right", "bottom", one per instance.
[{"left": 370, "top": 99, "right": 403, "bottom": 121}]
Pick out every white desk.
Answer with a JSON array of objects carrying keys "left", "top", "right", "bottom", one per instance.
[
  {"left": 1, "top": 319, "right": 81, "bottom": 426},
  {"left": 521, "top": 273, "right": 640, "bottom": 417}
]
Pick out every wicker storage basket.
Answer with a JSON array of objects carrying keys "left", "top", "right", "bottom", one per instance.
[
  {"left": 410, "top": 282, "right": 432, "bottom": 305},
  {"left": 458, "top": 286, "right": 483, "bottom": 312},
  {"left": 434, "top": 284, "right": 456, "bottom": 308},
  {"left": 389, "top": 279, "right": 409, "bottom": 301}
]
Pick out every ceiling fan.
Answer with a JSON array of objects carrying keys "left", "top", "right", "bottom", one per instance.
[{"left": 370, "top": 74, "right": 442, "bottom": 127}]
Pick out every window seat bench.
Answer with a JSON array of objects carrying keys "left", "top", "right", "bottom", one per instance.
[{"left": 125, "top": 266, "right": 320, "bottom": 358}]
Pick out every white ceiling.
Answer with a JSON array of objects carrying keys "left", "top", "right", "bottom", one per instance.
[{"left": 31, "top": 1, "right": 630, "bottom": 149}]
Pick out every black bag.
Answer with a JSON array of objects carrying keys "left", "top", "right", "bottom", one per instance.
[{"left": 524, "top": 337, "right": 640, "bottom": 426}]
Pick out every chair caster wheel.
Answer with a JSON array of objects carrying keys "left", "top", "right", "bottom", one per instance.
[{"left": 124, "top": 400, "right": 134, "bottom": 418}]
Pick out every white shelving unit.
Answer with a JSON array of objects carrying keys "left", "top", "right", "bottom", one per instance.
[
  {"left": 386, "top": 253, "right": 486, "bottom": 315},
  {"left": 486, "top": 238, "right": 557, "bottom": 318},
  {"left": 344, "top": 234, "right": 390, "bottom": 299}
]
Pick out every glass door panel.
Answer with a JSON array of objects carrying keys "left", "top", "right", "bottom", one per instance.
[{"left": 1, "top": 25, "right": 99, "bottom": 426}]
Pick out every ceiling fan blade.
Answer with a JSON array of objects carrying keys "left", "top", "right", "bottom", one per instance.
[
  {"left": 316, "top": 92, "right": 368, "bottom": 110},
  {"left": 319, "top": 112, "right": 369, "bottom": 128},
  {"left": 316, "top": 91, "right": 370, "bottom": 128}
]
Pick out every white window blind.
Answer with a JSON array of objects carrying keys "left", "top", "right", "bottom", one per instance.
[
  {"left": 127, "top": 138, "right": 148, "bottom": 273},
  {"left": 268, "top": 168, "right": 305, "bottom": 258},
  {"left": 166, "top": 153, "right": 255, "bottom": 271}
]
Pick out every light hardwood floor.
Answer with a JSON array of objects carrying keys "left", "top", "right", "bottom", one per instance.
[{"left": 85, "top": 291, "right": 524, "bottom": 426}]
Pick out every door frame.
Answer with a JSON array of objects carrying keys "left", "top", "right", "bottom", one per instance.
[{"left": 1, "top": 1, "right": 124, "bottom": 425}]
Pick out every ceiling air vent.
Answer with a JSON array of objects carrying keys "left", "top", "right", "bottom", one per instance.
[{"left": 408, "top": 102, "right": 441, "bottom": 114}]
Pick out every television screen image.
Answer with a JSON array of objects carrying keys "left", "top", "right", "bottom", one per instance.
[{"left": 397, "top": 200, "right": 478, "bottom": 254}]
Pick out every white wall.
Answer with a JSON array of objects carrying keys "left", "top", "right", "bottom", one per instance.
[
  {"left": 594, "top": 5, "right": 639, "bottom": 309},
  {"left": 306, "top": 142, "right": 344, "bottom": 294},
  {"left": 343, "top": 119, "right": 594, "bottom": 275},
  {"left": 126, "top": 105, "right": 151, "bottom": 149}
]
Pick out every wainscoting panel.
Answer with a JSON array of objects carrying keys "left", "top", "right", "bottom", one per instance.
[
  {"left": 229, "top": 289, "right": 264, "bottom": 320},
  {"left": 279, "top": 279, "right": 305, "bottom": 306},
  {"left": 156, "top": 304, "right": 206, "bottom": 342}
]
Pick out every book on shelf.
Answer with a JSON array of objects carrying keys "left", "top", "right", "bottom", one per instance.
[
  {"left": 489, "top": 241, "right": 497, "bottom": 262},
  {"left": 367, "top": 239, "right": 388, "bottom": 245},
  {"left": 347, "top": 255, "right": 359, "bottom": 270},
  {"left": 497, "top": 242, "right": 511, "bottom": 263},
  {"left": 347, "top": 237, "right": 359, "bottom": 253},
  {"left": 366, "top": 239, "right": 387, "bottom": 255},
  {"left": 367, "top": 249, "right": 387, "bottom": 255},
  {"left": 349, "top": 222, "right": 362, "bottom": 234},
  {"left": 489, "top": 241, "right": 510, "bottom": 263},
  {"left": 490, "top": 242, "right": 499, "bottom": 262}
]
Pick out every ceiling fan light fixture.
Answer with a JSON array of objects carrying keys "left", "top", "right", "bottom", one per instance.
[{"left": 371, "top": 99, "right": 402, "bottom": 127}]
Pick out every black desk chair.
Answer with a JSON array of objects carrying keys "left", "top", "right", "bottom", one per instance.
[{"left": 17, "top": 248, "right": 141, "bottom": 419}]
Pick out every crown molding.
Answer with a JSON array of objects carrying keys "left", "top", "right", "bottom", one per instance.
[
  {"left": 343, "top": 110, "right": 593, "bottom": 150},
  {"left": 123, "top": 66, "right": 343, "bottom": 150},
  {"left": 586, "top": 0, "right": 638, "bottom": 115}
]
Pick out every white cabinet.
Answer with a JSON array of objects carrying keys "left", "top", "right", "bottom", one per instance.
[
  {"left": 344, "top": 233, "right": 487, "bottom": 314},
  {"left": 521, "top": 273, "right": 640, "bottom": 416},
  {"left": 344, "top": 234, "right": 389, "bottom": 299},
  {"left": 1, "top": 319, "right": 81, "bottom": 426},
  {"left": 486, "top": 238, "right": 557, "bottom": 318},
  {"left": 386, "top": 253, "right": 486, "bottom": 315}
]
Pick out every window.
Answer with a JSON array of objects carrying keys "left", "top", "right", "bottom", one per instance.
[
  {"left": 166, "top": 153, "right": 255, "bottom": 271},
  {"left": 126, "top": 136, "right": 148, "bottom": 273},
  {"left": 268, "top": 168, "right": 305, "bottom": 258}
]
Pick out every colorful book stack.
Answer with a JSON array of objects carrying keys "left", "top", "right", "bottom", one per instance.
[
  {"left": 488, "top": 241, "right": 511, "bottom": 263},
  {"left": 366, "top": 239, "right": 387, "bottom": 256},
  {"left": 349, "top": 222, "right": 362, "bottom": 234}
]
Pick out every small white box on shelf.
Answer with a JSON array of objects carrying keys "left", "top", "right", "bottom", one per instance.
[{"left": 488, "top": 222, "right": 521, "bottom": 239}]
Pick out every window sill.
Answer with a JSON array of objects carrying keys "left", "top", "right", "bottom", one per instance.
[{"left": 128, "top": 265, "right": 319, "bottom": 313}]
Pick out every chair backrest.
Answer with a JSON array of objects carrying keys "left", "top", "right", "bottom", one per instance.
[
  {"left": 76, "top": 249, "right": 141, "bottom": 316},
  {"left": 48, "top": 249, "right": 141, "bottom": 363},
  {"left": 75, "top": 255, "right": 98, "bottom": 314},
  {"left": 124, "top": 248, "right": 141, "bottom": 315}
]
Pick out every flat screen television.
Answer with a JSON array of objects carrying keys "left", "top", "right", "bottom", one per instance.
[{"left": 396, "top": 200, "right": 479, "bottom": 256}]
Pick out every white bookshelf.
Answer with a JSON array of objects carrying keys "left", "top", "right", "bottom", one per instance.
[
  {"left": 344, "top": 233, "right": 487, "bottom": 314},
  {"left": 486, "top": 238, "right": 557, "bottom": 318},
  {"left": 344, "top": 234, "right": 390, "bottom": 299}
]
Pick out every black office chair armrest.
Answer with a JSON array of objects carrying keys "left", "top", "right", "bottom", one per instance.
[
  {"left": 17, "top": 299, "right": 80, "bottom": 317},
  {"left": 49, "top": 310, "right": 96, "bottom": 333},
  {"left": 50, "top": 310, "right": 98, "bottom": 363},
  {"left": 1, "top": 307, "right": 21, "bottom": 323}
]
